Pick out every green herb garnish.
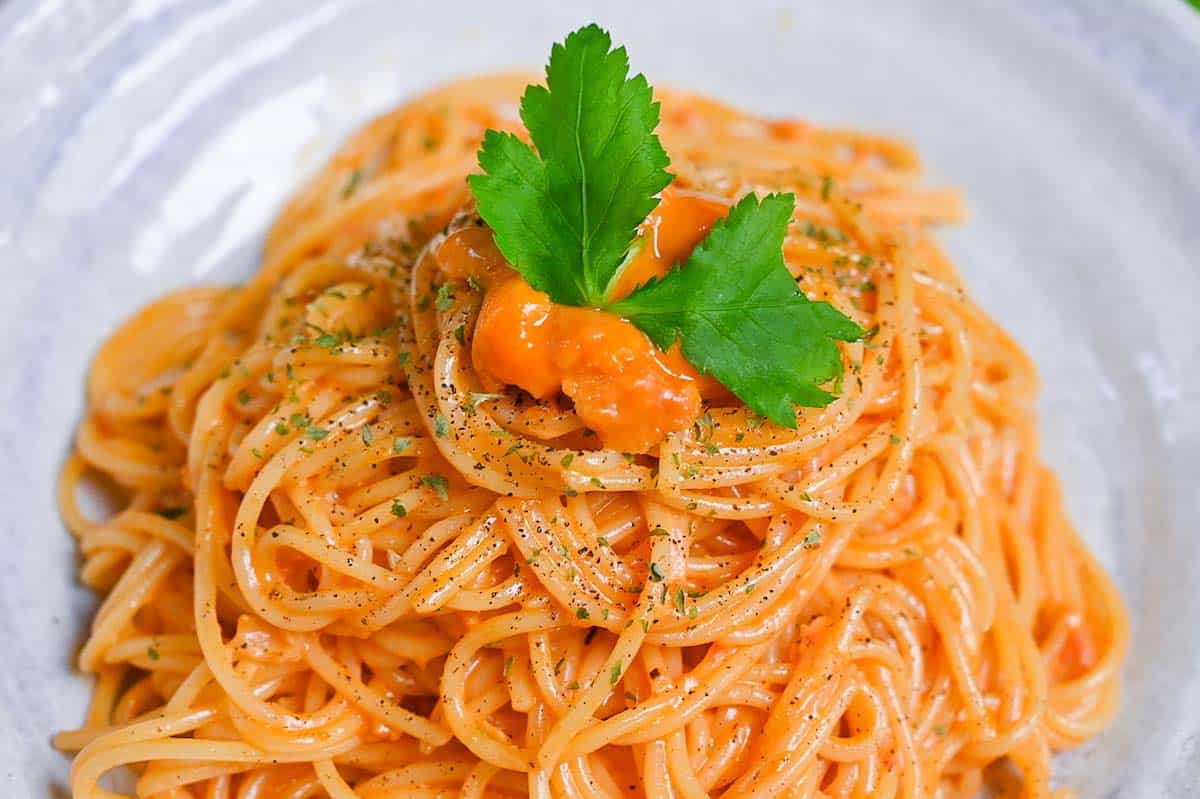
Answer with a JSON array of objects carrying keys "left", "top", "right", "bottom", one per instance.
[
  {"left": 469, "top": 25, "right": 861, "bottom": 427},
  {"left": 435, "top": 283, "right": 455, "bottom": 312},
  {"left": 341, "top": 169, "right": 362, "bottom": 199},
  {"left": 470, "top": 25, "right": 670, "bottom": 307},
  {"left": 421, "top": 474, "right": 450, "bottom": 501},
  {"left": 611, "top": 194, "right": 862, "bottom": 422},
  {"left": 314, "top": 332, "right": 341, "bottom": 350}
]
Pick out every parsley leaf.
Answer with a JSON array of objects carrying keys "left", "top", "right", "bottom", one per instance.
[
  {"left": 609, "top": 661, "right": 623, "bottom": 686},
  {"left": 469, "top": 25, "right": 860, "bottom": 422},
  {"left": 420, "top": 474, "right": 450, "bottom": 502},
  {"left": 610, "top": 193, "right": 862, "bottom": 426},
  {"left": 469, "top": 24, "right": 671, "bottom": 306}
]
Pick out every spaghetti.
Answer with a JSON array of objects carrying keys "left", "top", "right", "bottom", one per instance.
[{"left": 56, "top": 74, "right": 1128, "bottom": 799}]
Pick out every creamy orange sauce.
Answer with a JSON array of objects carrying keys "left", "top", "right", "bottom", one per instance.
[{"left": 440, "top": 188, "right": 731, "bottom": 452}]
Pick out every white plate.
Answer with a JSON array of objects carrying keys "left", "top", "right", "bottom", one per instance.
[{"left": 2, "top": 1, "right": 1198, "bottom": 796}]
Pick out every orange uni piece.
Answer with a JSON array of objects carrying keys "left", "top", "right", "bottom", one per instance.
[{"left": 454, "top": 187, "right": 729, "bottom": 452}]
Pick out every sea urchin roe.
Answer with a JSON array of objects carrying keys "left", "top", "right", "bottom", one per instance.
[
  {"left": 432, "top": 220, "right": 513, "bottom": 289},
  {"left": 442, "top": 187, "right": 731, "bottom": 452},
  {"left": 471, "top": 277, "right": 560, "bottom": 400},
  {"left": 472, "top": 278, "right": 701, "bottom": 453},
  {"left": 609, "top": 187, "right": 729, "bottom": 298}
]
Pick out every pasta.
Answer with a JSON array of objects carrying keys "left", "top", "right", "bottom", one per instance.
[{"left": 56, "top": 73, "right": 1128, "bottom": 799}]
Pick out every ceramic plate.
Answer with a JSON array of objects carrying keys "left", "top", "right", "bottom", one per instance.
[{"left": 2, "top": 1, "right": 1198, "bottom": 796}]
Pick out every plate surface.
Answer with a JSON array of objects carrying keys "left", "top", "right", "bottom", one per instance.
[{"left": 2, "top": 1, "right": 1198, "bottom": 796}]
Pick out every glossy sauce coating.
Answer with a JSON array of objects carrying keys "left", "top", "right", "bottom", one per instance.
[{"left": 437, "top": 189, "right": 728, "bottom": 452}]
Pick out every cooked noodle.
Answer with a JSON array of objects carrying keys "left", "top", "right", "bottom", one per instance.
[{"left": 56, "top": 74, "right": 1128, "bottom": 799}]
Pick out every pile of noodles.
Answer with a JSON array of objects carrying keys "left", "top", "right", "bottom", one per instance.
[{"left": 57, "top": 74, "right": 1127, "bottom": 799}]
